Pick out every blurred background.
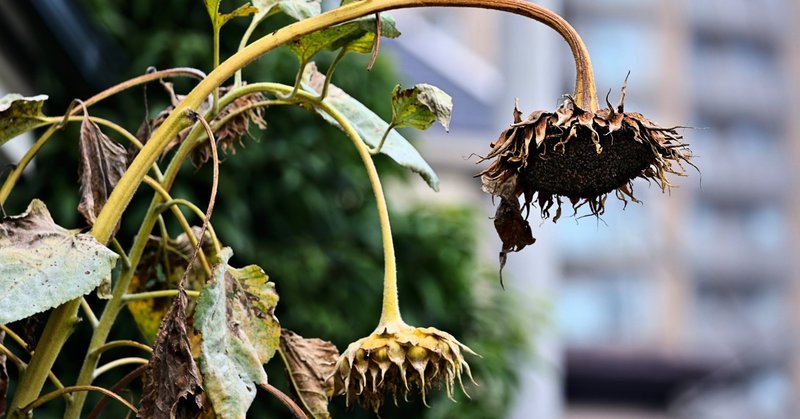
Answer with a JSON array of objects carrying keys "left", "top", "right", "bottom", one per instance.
[{"left": 1, "top": 0, "right": 798, "bottom": 418}]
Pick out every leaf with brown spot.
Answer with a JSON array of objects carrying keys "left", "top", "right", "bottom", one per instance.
[
  {"left": 77, "top": 106, "right": 128, "bottom": 227},
  {"left": 0, "top": 199, "right": 118, "bottom": 324},
  {"left": 194, "top": 248, "right": 281, "bottom": 418},
  {"left": 139, "top": 289, "right": 204, "bottom": 419},
  {"left": 280, "top": 329, "right": 338, "bottom": 419}
]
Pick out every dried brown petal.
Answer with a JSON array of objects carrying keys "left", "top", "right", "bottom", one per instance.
[{"left": 493, "top": 197, "right": 535, "bottom": 287}]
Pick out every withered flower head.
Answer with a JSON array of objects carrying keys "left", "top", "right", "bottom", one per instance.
[
  {"left": 137, "top": 84, "right": 268, "bottom": 166},
  {"left": 480, "top": 81, "right": 694, "bottom": 278},
  {"left": 334, "top": 320, "right": 477, "bottom": 412}
]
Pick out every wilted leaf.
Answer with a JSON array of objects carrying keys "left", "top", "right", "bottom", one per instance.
[
  {"left": 253, "top": 0, "right": 320, "bottom": 20},
  {"left": 280, "top": 329, "right": 338, "bottom": 419},
  {"left": 128, "top": 227, "right": 214, "bottom": 343},
  {"left": 391, "top": 84, "right": 452, "bottom": 131},
  {"left": 0, "top": 93, "right": 49, "bottom": 145},
  {"left": 77, "top": 107, "right": 128, "bottom": 227},
  {"left": 0, "top": 200, "right": 118, "bottom": 324},
  {"left": 300, "top": 63, "right": 440, "bottom": 191},
  {"left": 139, "top": 290, "right": 204, "bottom": 419},
  {"left": 0, "top": 331, "right": 6, "bottom": 418},
  {"left": 493, "top": 197, "right": 535, "bottom": 287},
  {"left": 288, "top": 15, "right": 399, "bottom": 62},
  {"left": 220, "top": 4, "right": 258, "bottom": 25},
  {"left": 195, "top": 248, "right": 280, "bottom": 419}
]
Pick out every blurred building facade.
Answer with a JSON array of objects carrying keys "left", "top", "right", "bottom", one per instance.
[{"left": 389, "top": 0, "right": 798, "bottom": 418}]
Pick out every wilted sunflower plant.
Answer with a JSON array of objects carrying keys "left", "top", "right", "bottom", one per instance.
[{"left": 0, "top": 0, "right": 693, "bottom": 418}]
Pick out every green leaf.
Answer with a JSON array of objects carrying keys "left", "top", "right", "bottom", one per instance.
[
  {"left": 220, "top": 4, "right": 258, "bottom": 25},
  {"left": 195, "top": 248, "right": 281, "bottom": 418},
  {"left": 204, "top": 0, "right": 256, "bottom": 27},
  {"left": 252, "top": 0, "right": 320, "bottom": 20},
  {"left": 0, "top": 199, "right": 118, "bottom": 324},
  {"left": 300, "top": 63, "right": 440, "bottom": 191},
  {"left": 288, "top": 15, "right": 400, "bottom": 63},
  {"left": 202, "top": 0, "right": 222, "bottom": 22},
  {"left": 0, "top": 94, "right": 49, "bottom": 145},
  {"left": 391, "top": 84, "right": 452, "bottom": 131}
]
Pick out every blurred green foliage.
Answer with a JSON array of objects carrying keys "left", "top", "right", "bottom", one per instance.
[{"left": 6, "top": 1, "right": 534, "bottom": 417}]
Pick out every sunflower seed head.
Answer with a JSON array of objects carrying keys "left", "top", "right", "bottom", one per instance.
[
  {"left": 333, "top": 322, "right": 477, "bottom": 413},
  {"left": 479, "top": 84, "right": 695, "bottom": 280}
]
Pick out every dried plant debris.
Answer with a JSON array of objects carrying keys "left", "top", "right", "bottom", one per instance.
[
  {"left": 280, "top": 329, "right": 339, "bottom": 419},
  {"left": 479, "top": 83, "right": 694, "bottom": 277},
  {"left": 77, "top": 105, "right": 128, "bottom": 227},
  {"left": 128, "top": 227, "right": 215, "bottom": 343},
  {"left": 139, "top": 289, "right": 205, "bottom": 419},
  {"left": 137, "top": 83, "right": 267, "bottom": 166},
  {"left": 0, "top": 331, "right": 6, "bottom": 418}
]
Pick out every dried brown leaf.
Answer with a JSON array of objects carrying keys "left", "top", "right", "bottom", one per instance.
[
  {"left": 139, "top": 290, "right": 204, "bottom": 419},
  {"left": 494, "top": 197, "right": 535, "bottom": 287},
  {"left": 77, "top": 106, "right": 128, "bottom": 227},
  {"left": 280, "top": 329, "right": 338, "bottom": 419}
]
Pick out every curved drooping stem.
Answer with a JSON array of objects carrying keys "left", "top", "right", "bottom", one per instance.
[
  {"left": 92, "top": 0, "right": 598, "bottom": 244},
  {"left": 313, "top": 101, "right": 402, "bottom": 325},
  {"left": 224, "top": 82, "right": 402, "bottom": 323}
]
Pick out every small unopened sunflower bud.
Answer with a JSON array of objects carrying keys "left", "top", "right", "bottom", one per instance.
[{"left": 334, "top": 321, "right": 477, "bottom": 412}]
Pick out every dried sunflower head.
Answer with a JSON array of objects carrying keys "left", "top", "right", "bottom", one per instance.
[
  {"left": 136, "top": 84, "right": 267, "bottom": 166},
  {"left": 480, "top": 81, "right": 694, "bottom": 278},
  {"left": 333, "top": 320, "right": 477, "bottom": 412}
]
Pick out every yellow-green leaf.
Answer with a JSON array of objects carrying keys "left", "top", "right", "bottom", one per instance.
[
  {"left": 195, "top": 248, "right": 280, "bottom": 419},
  {"left": 288, "top": 15, "right": 400, "bottom": 63},
  {"left": 391, "top": 84, "right": 452, "bottom": 131},
  {"left": 0, "top": 94, "right": 49, "bottom": 145}
]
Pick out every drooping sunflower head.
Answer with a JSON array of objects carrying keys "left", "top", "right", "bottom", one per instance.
[
  {"left": 333, "top": 321, "right": 477, "bottom": 412},
  {"left": 480, "top": 82, "right": 694, "bottom": 277}
]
